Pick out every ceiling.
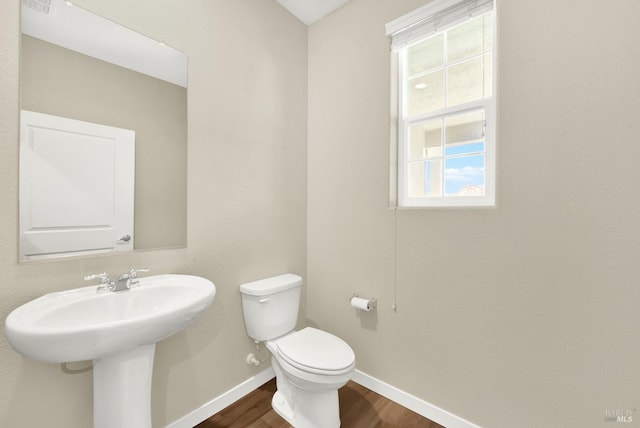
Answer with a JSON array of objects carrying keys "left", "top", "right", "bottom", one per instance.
[{"left": 275, "top": 0, "right": 351, "bottom": 25}]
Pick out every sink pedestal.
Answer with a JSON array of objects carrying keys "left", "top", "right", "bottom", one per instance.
[{"left": 93, "top": 344, "right": 156, "bottom": 428}]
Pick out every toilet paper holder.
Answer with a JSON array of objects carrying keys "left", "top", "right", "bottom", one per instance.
[{"left": 349, "top": 293, "right": 377, "bottom": 311}]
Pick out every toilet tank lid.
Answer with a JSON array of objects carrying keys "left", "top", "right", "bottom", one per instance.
[{"left": 240, "top": 273, "right": 302, "bottom": 296}]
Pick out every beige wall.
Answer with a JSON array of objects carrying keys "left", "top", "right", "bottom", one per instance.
[
  {"left": 21, "top": 35, "right": 188, "bottom": 250},
  {"left": 308, "top": 1, "right": 640, "bottom": 427},
  {"left": 0, "top": 0, "right": 307, "bottom": 426}
]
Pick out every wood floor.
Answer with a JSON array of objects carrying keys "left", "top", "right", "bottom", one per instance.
[{"left": 195, "top": 379, "right": 444, "bottom": 428}]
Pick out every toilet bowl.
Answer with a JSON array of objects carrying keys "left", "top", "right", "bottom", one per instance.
[
  {"left": 240, "top": 274, "right": 355, "bottom": 428},
  {"left": 267, "top": 327, "right": 355, "bottom": 427}
]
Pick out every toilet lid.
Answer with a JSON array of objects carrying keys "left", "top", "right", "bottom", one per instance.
[{"left": 276, "top": 327, "right": 355, "bottom": 373}]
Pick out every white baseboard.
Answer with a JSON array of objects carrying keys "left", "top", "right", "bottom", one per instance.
[
  {"left": 351, "top": 369, "right": 481, "bottom": 428},
  {"left": 166, "top": 367, "right": 479, "bottom": 428},
  {"left": 166, "top": 367, "right": 275, "bottom": 428}
]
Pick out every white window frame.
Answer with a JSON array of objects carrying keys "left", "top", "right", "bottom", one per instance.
[{"left": 388, "top": 0, "right": 496, "bottom": 208}]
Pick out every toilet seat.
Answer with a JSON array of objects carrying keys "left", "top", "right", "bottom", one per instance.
[{"left": 275, "top": 327, "right": 355, "bottom": 375}]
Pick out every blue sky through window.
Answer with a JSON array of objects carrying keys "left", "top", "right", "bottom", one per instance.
[{"left": 444, "top": 154, "right": 485, "bottom": 195}]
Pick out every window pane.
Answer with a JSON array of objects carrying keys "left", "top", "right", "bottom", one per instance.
[
  {"left": 407, "top": 34, "right": 444, "bottom": 76},
  {"left": 409, "top": 120, "right": 442, "bottom": 161},
  {"left": 483, "top": 14, "right": 493, "bottom": 52},
  {"left": 408, "top": 160, "right": 442, "bottom": 197},
  {"left": 408, "top": 161, "right": 425, "bottom": 198},
  {"left": 425, "top": 159, "right": 442, "bottom": 196},
  {"left": 447, "top": 57, "right": 484, "bottom": 107},
  {"left": 407, "top": 70, "right": 445, "bottom": 116},
  {"left": 445, "top": 111, "right": 484, "bottom": 146},
  {"left": 484, "top": 53, "right": 493, "bottom": 98},
  {"left": 445, "top": 142, "right": 484, "bottom": 156},
  {"left": 444, "top": 155, "right": 485, "bottom": 196},
  {"left": 447, "top": 14, "right": 486, "bottom": 63}
]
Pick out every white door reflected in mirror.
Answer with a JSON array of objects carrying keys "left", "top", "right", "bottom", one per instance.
[{"left": 20, "top": 110, "right": 135, "bottom": 260}]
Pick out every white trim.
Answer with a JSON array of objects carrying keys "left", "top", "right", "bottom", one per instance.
[
  {"left": 166, "top": 367, "right": 480, "bottom": 428},
  {"left": 165, "top": 367, "right": 275, "bottom": 428},
  {"left": 352, "top": 369, "right": 481, "bottom": 428}
]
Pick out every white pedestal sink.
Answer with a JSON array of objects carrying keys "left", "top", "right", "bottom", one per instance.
[{"left": 5, "top": 274, "right": 216, "bottom": 428}]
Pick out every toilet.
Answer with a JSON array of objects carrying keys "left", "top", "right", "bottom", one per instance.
[{"left": 240, "top": 273, "right": 355, "bottom": 428}]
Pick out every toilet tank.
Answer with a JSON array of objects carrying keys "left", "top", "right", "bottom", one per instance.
[{"left": 240, "top": 273, "right": 302, "bottom": 342}]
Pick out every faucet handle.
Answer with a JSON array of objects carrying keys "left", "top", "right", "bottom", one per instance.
[
  {"left": 127, "top": 268, "right": 149, "bottom": 287},
  {"left": 84, "top": 272, "right": 110, "bottom": 284},
  {"left": 128, "top": 267, "right": 149, "bottom": 278},
  {"left": 84, "top": 272, "right": 112, "bottom": 291}
]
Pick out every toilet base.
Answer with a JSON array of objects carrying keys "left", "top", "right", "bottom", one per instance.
[
  {"left": 272, "top": 388, "right": 340, "bottom": 428},
  {"left": 271, "top": 390, "right": 294, "bottom": 425},
  {"left": 264, "top": 331, "right": 354, "bottom": 428}
]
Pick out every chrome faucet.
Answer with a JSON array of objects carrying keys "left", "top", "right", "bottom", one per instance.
[{"left": 84, "top": 268, "right": 149, "bottom": 292}]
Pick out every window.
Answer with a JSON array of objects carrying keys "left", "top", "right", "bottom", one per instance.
[{"left": 387, "top": 0, "right": 496, "bottom": 207}]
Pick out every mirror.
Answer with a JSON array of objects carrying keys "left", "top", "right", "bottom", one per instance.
[{"left": 19, "top": 0, "right": 187, "bottom": 261}]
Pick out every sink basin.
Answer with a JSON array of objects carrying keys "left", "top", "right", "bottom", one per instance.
[
  {"left": 6, "top": 274, "right": 215, "bottom": 363},
  {"left": 6, "top": 274, "right": 216, "bottom": 363},
  {"left": 5, "top": 274, "right": 215, "bottom": 428}
]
